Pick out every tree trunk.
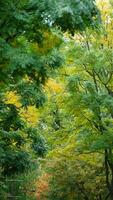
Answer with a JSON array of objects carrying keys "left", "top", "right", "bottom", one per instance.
[{"left": 105, "top": 149, "right": 113, "bottom": 200}]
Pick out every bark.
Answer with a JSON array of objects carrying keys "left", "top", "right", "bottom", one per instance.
[{"left": 105, "top": 149, "right": 113, "bottom": 200}]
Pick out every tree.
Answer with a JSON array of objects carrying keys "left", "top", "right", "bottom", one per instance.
[
  {"left": 33, "top": 1, "right": 113, "bottom": 199},
  {"left": 0, "top": 0, "right": 100, "bottom": 176},
  {"left": 64, "top": 1, "right": 113, "bottom": 198}
]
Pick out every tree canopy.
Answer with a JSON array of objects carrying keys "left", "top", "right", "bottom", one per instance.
[{"left": 2, "top": 1, "right": 113, "bottom": 200}]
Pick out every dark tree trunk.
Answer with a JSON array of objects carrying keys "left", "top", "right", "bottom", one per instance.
[{"left": 105, "top": 149, "right": 113, "bottom": 200}]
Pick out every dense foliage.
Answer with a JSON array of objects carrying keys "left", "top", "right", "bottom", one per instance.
[
  {"left": 2, "top": 0, "right": 113, "bottom": 200},
  {"left": 34, "top": 1, "right": 113, "bottom": 200}
]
